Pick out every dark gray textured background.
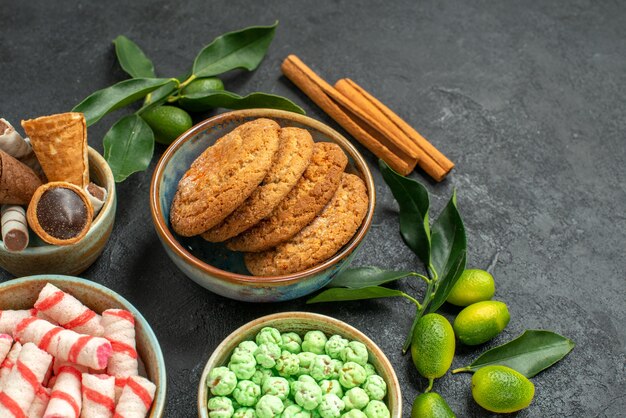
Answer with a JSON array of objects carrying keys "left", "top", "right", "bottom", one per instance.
[{"left": 1, "top": 0, "right": 625, "bottom": 416}]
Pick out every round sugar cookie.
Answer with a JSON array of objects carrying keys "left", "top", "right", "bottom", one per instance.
[
  {"left": 227, "top": 141, "right": 348, "bottom": 252},
  {"left": 201, "top": 127, "right": 314, "bottom": 242},
  {"left": 245, "top": 173, "right": 369, "bottom": 276},
  {"left": 169, "top": 118, "right": 280, "bottom": 237}
]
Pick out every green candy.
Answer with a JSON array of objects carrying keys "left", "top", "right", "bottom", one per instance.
[
  {"left": 255, "top": 394, "right": 284, "bottom": 418},
  {"left": 229, "top": 351, "right": 257, "bottom": 380},
  {"left": 282, "top": 404, "right": 313, "bottom": 418},
  {"left": 297, "top": 352, "right": 317, "bottom": 376},
  {"left": 283, "top": 397, "right": 295, "bottom": 408},
  {"left": 232, "top": 380, "right": 261, "bottom": 407},
  {"left": 363, "top": 364, "right": 377, "bottom": 377},
  {"left": 324, "top": 335, "right": 349, "bottom": 360},
  {"left": 310, "top": 355, "right": 334, "bottom": 381},
  {"left": 319, "top": 379, "right": 343, "bottom": 397},
  {"left": 254, "top": 343, "right": 281, "bottom": 369},
  {"left": 362, "top": 375, "right": 386, "bottom": 401},
  {"left": 262, "top": 377, "right": 290, "bottom": 401},
  {"left": 208, "top": 396, "right": 235, "bottom": 418},
  {"left": 276, "top": 351, "right": 300, "bottom": 377},
  {"left": 363, "top": 400, "right": 390, "bottom": 418},
  {"left": 256, "top": 327, "right": 282, "bottom": 346},
  {"left": 235, "top": 341, "right": 259, "bottom": 356},
  {"left": 281, "top": 332, "right": 303, "bottom": 354},
  {"left": 338, "top": 362, "right": 366, "bottom": 389},
  {"left": 207, "top": 366, "right": 238, "bottom": 396},
  {"left": 293, "top": 376, "right": 323, "bottom": 410},
  {"left": 340, "top": 341, "right": 368, "bottom": 366},
  {"left": 233, "top": 407, "right": 256, "bottom": 418},
  {"left": 318, "top": 394, "right": 346, "bottom": 418},
  {"left": 341, "top": 410, "right": 367, "bottom": 418},
  {"left": 329, "top": 360, "right": 343, "bottom": 380},
  {"left": 251, "top": 367, "right": 274, "bottom": 386},
  {"left": 302, "top": 331, "right": 328, "bottom": 355},
  {"left": 342, "top": 388, "right": 369, "bottom": 411}
]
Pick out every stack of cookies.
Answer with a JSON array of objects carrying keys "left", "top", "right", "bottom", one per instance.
[{"left": 170, "top": 118, "right": 369, "bottom": 276}]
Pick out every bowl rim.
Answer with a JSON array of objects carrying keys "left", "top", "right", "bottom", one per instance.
[
  {"left": 196, "top": 311, "right": 402, "bottom": 418},
  {"left": 150, "top": 109, "right": 376, "bottom": 286},
  {"left": 0, "top": 146, "right": 116, "bottom": 254},
  {"left": 0, "top": 274, "right": 166, "bottom": 417}
]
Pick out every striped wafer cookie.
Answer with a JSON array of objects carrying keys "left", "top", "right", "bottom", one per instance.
[
  {"left": 35, "top": 283, "right": 104, "bottom": 337},
  {"left": 0, "top": 309, "right": 36, "bottom": 336},
  {"left": 27, "top": 386, "right": 50, "bottom": 418},
  {"left": 101, "top": 310, "right": 138, "bottom": 400},
  {"left": 113, "top": 376, "right": 155, "bottom": 418},
  {"left": 0, "top": 334, "right": 13, "bottom": 366},
  {"left": 0, "top": 342, "right": 52, "bottom": 417},
  {"left": 0, "top": 341, "right": 21, "bottom": 388},
  {"left": 14, "top": 318, "right": 112, "bottom": 370},
  {"left": 81, "top": 373, "right": 115, "bottom": 418},
  {"left": 44, "top": 365, "right": 82, "bottom": 418}
]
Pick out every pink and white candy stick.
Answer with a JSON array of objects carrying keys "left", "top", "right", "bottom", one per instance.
[
  {"left": 101, "top": 309, "right": 138, "bottom": 398},
  {"left": 0, "top": 342, "right": 52, "bottom": 417},
  {"left": 80, "top": 374, "right": 115, "bottom": 418},
  {"left": 53, "top": 359, "right": 87, "bottom": 376},
  {"left": 0, "top": 334, "right": 13, "bottom": 365},
  {"left": 14, "top": 318, "right": 112, "bottom": 370},
  {"left": 0, "top": 309, "right": 36, "bottom": 335},
  {"left": 27, "top": 386, "right": 50, "bottom": 418},
  {"left": 112, "top": 376, "right": 155, "bottom": 418},
  {"left": 0, "top": 341, "right": 22, "bottom": 387},
  {"left": 35, "top": 284, "right": 104, "bottom": 337},
  {"left": 44, "top": 365, "right": 82, "bottom": 418}
]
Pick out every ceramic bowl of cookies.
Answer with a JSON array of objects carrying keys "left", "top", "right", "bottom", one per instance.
[
  {"left": 198, "top": 312, "right": 402, "bottom": 417},
  {"left": 0, "top": 274, "right": 166, "bottom": 417},
  {"left": 150, "top": 109, "right": 375, "bottom": 302},
  {"left": 0, "top": 146, "right": 116, "bottom": 277}
]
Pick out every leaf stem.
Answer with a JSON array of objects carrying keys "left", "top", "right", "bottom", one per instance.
[
  {"left": 451, "top": 367, "right": 470, "bottom": 374},
  {"left": 402, "top": 265, "right": 439, "bottom": 354},
  {"left": 410, "top": 272, "right": 431, "bottom": 284},
  {"left": 425, "top": 378, "right": 434, "bottom": 393},
  {"left": 401, "top": 293, "right": 422, "bottom": 310},
  {"left": 179, "top": 74, "right": 197, "bottom": 89}
]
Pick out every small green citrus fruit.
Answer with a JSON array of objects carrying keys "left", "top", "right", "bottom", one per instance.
[
  {"left": 411, "top": 314, "right": 455, "bottom": 388},
  {"left": 411, "top": 392, "right": 455, "bottom": 417},
  {"left": 472, "top": 365, "right": 535, "bottom": 413},
  {"left": 453, "top": 301, "right": 510, "bottom": 345},
  {"left": 181, "top": 77, "right": 225, "bottom": 95},
  {"left": 140, "top": 105, "right": 192, "bottom": 145},
  {"left": 446, "top": 269, "right": 495, "bottom": 306}
]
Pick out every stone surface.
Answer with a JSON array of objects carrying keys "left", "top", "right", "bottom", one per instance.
[{"left": 1, "top": 0, "right": 625, "bottom": 416}]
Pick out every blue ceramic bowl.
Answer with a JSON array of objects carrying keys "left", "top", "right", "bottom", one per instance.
[
  {"left": 0, "top": 147, "right": 117, "bottom": 276},
  {"left": 150, "top": 109, "right": 375, "bottom": 302},
  {"left": 0, "top": 275, "right": 166, "bottom": 417}
]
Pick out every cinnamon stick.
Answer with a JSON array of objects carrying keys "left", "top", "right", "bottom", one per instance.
[
  {"left": 281, "top": 55, "right": 417, "bottom": 175},
  {"left": 335, "top": 79, "right": 454, "bottom": 180}
]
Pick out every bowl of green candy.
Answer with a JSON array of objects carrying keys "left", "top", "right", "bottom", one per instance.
[{"left": 198, "top": 312, "right": 401, "bottom": 418}]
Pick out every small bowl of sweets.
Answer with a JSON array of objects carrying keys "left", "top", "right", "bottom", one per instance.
[
  {"left": 0, "top": 113, "right": 116, "bottom": 276},
  {"left": 150, "top": 109, "right": 376, "bottom": 302},
  {"left": 198, "top": 312, "right": 401, "bottom": 418},
  {"left": 0, "top": 274, "right": 166, "bottom": 417}
]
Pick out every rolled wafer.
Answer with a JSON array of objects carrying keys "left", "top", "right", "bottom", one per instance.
[
  {"left": 35, "top": 283, "right": 104, "bottom": 337},
  {"left": 80, "top": 374, "right": 115, "bottom": 418},
  {"left": 52, "top": 359, "right": 87, "bottom": 376},
  {"left": 0, "top": 118, "right": 44, "bottom": 177},
  {"left": 0, "top": 341, "right": 21, "bottom": 388},
  {"left": 85, "top": 183, "right": 107, "bottom": 218},
  {"left": 27, "top": 386, "right": 50, "bottom": 418},
  {"left": 1, "top": 205, "right": 29, "bottom": 252},
  {"left": 44, "top": 365, "right": 82, "bottom": 418},
  {"left": 0, "top": 334, "right": 13, "bottom": 366},
  {"left": 14, "top": 317, "right": 112, "bottom": 370},
  {"left": 0, "top": 342, "right": 53, "bottom": 417},
  {"left": 0, "top": 309, "right": 36, "bottom": 335},
  {"left": 113, "top": 376, "right": 155, "bottom": 418},
  {"left": 21, "top": 112, "right": 89, "bottom": 188},
  {"left": 0, "top": 150, "right": 43, "bottom": 205},
  {"left": 101, "top": 309, "right": 137, "bottom": 399},
  {"left": 26, "top": 182, "right": 93, "bottom": 246}
]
